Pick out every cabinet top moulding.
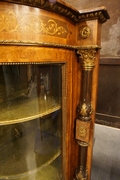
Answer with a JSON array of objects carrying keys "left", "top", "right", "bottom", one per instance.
[{"left": 2, "top": 0, "right": 110, "bottom": 24}]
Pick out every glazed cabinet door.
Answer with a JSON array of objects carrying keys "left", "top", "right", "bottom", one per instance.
[{"left": 0, "top": 62, "right": 71, "bottom": 180}]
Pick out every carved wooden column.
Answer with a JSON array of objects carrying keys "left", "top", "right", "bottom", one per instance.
[{"left": 74, "top": 46, "right": 99, "bottom": 180}]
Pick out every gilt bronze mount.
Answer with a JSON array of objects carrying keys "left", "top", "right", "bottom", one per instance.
[
  {"left": 79, "top": 27, "right": 91, "bottom": 39},
  {"left": 74, "top": 46, "right": 99, "bottom": 180}
]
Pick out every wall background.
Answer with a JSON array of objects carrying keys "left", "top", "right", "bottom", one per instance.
[{"left": 65, "top": 0, "right": 120, "bottom": 128}]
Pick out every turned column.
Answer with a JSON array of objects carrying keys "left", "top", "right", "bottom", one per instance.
[{"left": 74, "top": 46, "right": 99, "bottom": 180}]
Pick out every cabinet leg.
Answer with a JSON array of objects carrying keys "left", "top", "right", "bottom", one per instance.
[
  {"left": 74, "top": 143, "right": 88, "bottom": 180},
  {"left": 74, "top": 47, "right": 98, "bottom": 180}
]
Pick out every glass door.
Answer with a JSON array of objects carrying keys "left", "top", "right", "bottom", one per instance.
[{"left": 0, "top": 63, "right": 64, "bottom": 180}]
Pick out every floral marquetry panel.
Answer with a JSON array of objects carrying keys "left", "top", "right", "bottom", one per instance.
[
  {"left": 76, "top": 119, "right": 90, "bottom": 143},
  {"left": 0, "top": 11, "right": 68, "bottom": 37},
  {"left": 0, "top": 2, "right": 75, "bottom": 45}
]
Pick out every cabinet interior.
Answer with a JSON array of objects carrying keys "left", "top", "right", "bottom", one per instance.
[{"left": 0, "top": 63, "right": 65, "bottom": 180}]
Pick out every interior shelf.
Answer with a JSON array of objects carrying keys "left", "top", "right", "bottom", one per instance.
[
  {"left": 0, "top": 95, "right": 61, "bottom": 125},
  {"left": 0, "top": 123, "right": 61, "bottom": 179},
  {"left": 16, "top": 157, "right": 62, "bottom": 180},
  {"left": 0, "top": 151, "right": 61, "bottom": 180},
  {"left": 0, "top": 63, "right": 62, "bottom": 179}
]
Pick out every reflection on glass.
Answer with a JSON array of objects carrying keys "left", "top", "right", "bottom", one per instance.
[{"left": 0, "top": 64, "right": 62, "bottom": 180}]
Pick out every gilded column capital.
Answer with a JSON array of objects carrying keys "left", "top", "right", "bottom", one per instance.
[{"left": 77, "top": 48, "right": 98, "bottom": 70}]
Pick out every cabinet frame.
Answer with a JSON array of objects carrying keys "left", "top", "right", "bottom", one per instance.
[{"left": 0, "top": 1, "right": 110, "bottom": 179}]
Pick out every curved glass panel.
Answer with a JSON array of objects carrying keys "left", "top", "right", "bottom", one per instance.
[{"left": 0, "top": 64, "right": 63, "bottom": 180}]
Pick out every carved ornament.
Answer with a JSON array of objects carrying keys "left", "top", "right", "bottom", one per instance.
[
  {"left": 74, "top": 166, "right": 87, "bottom": 180},
  {"left": 80, "top": 27, "right": 91, "bottom": 39},
  {"left": 77, "top": 49, "right": 97, "bottom": 70},
  {"left": 2, "top": 1, "right": 110, "bottom": 24},
  {"left": 77, "top": 103, "right": 93, "bottom": 117}
]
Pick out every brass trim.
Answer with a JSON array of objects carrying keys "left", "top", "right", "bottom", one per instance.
[
  {"left": 0, "top": 61, "right": 66, "bottom": 65},
  {"left": 0, "top": 40, "right": 101, "bottom": 50},
  {"left": 77, "top": 45, "right": 100, "bottom": 50},
  {"left": 0, "top": 96, "right": 61, "bottom": 125},
  {"left": 77, "top": 141, "right": 89, "bottom": 147},
  {"left": 0, "top": 40, "right": 74, "bottom": 49}
]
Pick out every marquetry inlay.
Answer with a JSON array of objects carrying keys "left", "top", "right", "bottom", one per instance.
[
  {"left": 76, "top": 119, "right": 90, "bottom": 143},
  {"left": 0, "top": 11, "right": 68, "bottom": 38}
]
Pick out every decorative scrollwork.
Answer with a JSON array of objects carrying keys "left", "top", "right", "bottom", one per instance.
[
  {"left": 44, "top": 19, "right": 67, "bottom": 36},
  {"left": 0, "top": 11, "right": 68, "bottom": 37},
  {"left": 0, "top": 11, "right": 18, "bottom": 32}
]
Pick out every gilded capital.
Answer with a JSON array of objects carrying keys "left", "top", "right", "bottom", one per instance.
[{"left": 77, "top": 48, "right": 97, "bottom": 70}]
